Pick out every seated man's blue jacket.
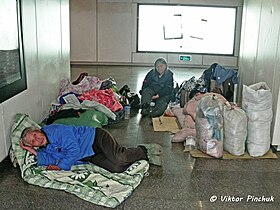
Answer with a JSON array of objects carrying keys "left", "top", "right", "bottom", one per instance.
[{"left": 36, "top": 124, "right": 96, "bottom": 170}]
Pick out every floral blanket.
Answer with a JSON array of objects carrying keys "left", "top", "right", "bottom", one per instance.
[{"left": 10, "top": 113, "right": 149, "bottom": 208}]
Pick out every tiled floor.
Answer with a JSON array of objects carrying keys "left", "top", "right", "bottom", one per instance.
[{"left": 1, "top": 109, "right": 280, "bottom": 210}]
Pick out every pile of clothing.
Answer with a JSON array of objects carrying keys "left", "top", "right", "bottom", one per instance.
[
  {"left": 174, "top": 63, "right": 238, "bottom": 107},
  {"left": 45, "top": 73, "right": 139, "bottom": 126}
]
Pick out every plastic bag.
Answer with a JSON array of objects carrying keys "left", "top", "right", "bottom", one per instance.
[
  {"left": 196, "top": 95, "right": 224, "bottom": 158},
  {"left": 242, "top": 82, "right": 272, "bottom": 157},
  {"left": 223, "top": 103, "right": 247, "bottom": 156},
  {"left": 184, "top": 136, "right": 196, "bottom": 152}
]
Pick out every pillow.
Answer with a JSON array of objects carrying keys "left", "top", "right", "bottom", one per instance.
[{"left": 10, "top": 113, "right": 40, "bottom": 171}]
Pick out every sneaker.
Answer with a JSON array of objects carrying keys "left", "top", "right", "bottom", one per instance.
[
  {"left": 140, "top": 143, "right": 163, "bottom": 155},
  {"left": 148, "top": 154, "right": 162, "bottom": 166},
  {"left": 140, "top": 102, "right": 150, "bottom": 109},
  {"left": 140, "top": 108, "right": 149, "bottom": 116}
]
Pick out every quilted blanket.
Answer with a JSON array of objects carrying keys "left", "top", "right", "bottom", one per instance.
[{"left": 10, "top": 113, "right": 149, "bottom": 208}]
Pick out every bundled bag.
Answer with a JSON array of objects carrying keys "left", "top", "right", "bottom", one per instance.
[
  {"left": 72, "top": 72, "right": 88, "bottom": 85},
  {"left": 119, "top": 85, "right": 140, "bottom": 108},
  {"left": 223, "top": 103, "right": 247, "bottom": 156},
  {"left": 172, "top": 93, "right": 227, "bottom": 143},
  {"left": 242, "top": 82, "right": 272, "bottom": 157},
  {"left": 176, "top": 76, "right": 205, "bottom": 107},
  {"left": 59, "top": 76, "right": 101, "bottom": 95},
  {"left": 196, "top": 94, "right": 224, "bottom": 158},
  {"left": 100, "top": 77, "right": 118, "bottom": 92}
]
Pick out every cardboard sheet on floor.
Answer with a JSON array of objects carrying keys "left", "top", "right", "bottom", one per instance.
[
  {"left": 190, "top": 149, "right": 278, "bottom": 159},
  {"left": 152, "top": 116, "right": 179, "bottom": 133}
]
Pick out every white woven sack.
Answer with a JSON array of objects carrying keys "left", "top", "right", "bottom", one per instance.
[
  {"left": 242, "top": 82, "right": 272, "bottom": 112},
  {"left": 223, "top": 103, "right": 247, "bottom": 156},
  {"left": 242, "top": 82, "right": 272, "bottom": 157}
]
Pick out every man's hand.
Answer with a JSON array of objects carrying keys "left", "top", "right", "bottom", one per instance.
[
  {"left": 20, "top": 139, "right": 37, "bottom": 156},
  {"left": 151, "top": 94, "right": 160, "bottom": 100},
  {"left": 46, "top": 165, "right": 61, "bottom": 170}
]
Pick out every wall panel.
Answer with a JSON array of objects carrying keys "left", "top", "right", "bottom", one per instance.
[
  {"left": 97, "top": 2, "right": 132, "bottom": 62},
  {"left": 71, "top": 0, "right": 243, "bottom": 68},
  {"left": 0, "top": 0, "right": 70, "bottom": 162},
  {"left": 70, "top": 0, "right": 96, "bottom": 62},
  {"left": 238, "top": 0, "right": 280, "bottom": 148}
]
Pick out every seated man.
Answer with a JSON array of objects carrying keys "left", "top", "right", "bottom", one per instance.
[
  {"left": 20, "top": 124, "right": 162, "bottom": 173},
  {"left": 139, "top": 57, "right": 174, "bottom": 117}
]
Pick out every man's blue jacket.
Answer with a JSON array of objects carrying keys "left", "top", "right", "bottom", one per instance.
[{"left": 37, "top": 124, "right": 95, "bottom": 170}]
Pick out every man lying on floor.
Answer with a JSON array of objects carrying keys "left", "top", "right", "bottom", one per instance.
[{"left": 20, "top": 124, "right": 162, "bottom": 173}]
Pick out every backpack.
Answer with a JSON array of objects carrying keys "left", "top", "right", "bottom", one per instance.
[{"left": 119, "top": 85, "right": 140, "bottom": 108}]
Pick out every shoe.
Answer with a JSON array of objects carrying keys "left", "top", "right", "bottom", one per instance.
[
  {"left": 140, "top": 108, "right": 149, "bottom": 116},
  {"left": 148, "top": 154, "right": 162, "bottom": 166},
  {"left": 139, "top": 143, "right": 163, "bottom": 155},
  {"left": 140, "top": 102, "right": 150, "bottom": 109}
]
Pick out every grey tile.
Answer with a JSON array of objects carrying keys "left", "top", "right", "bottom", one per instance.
[
  {"left": 194, "top": 158, "right": 280, "bottom": 172},
  {"left": 123, "top": 197, "right": 200, "bottom": 210},
  {"left": 191, "top": 170, "right": 268, "bottom": 198},
  {"left": 1, "top": 111, "right": 280, "bottom": 210},
  {"left": 133, "top": 173, "right": 197, "bottom": 201}
]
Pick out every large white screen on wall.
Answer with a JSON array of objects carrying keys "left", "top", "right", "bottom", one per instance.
[{"left": 137, "top": 4, "right": 236, "bottom": 55}]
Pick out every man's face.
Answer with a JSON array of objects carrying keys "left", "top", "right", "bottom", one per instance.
[
  {"left": 156, "top": 63, "right": 167, "bottom": 75},
  {"left": 25, "top": 129, "right": 47, "bottom": 147}
]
